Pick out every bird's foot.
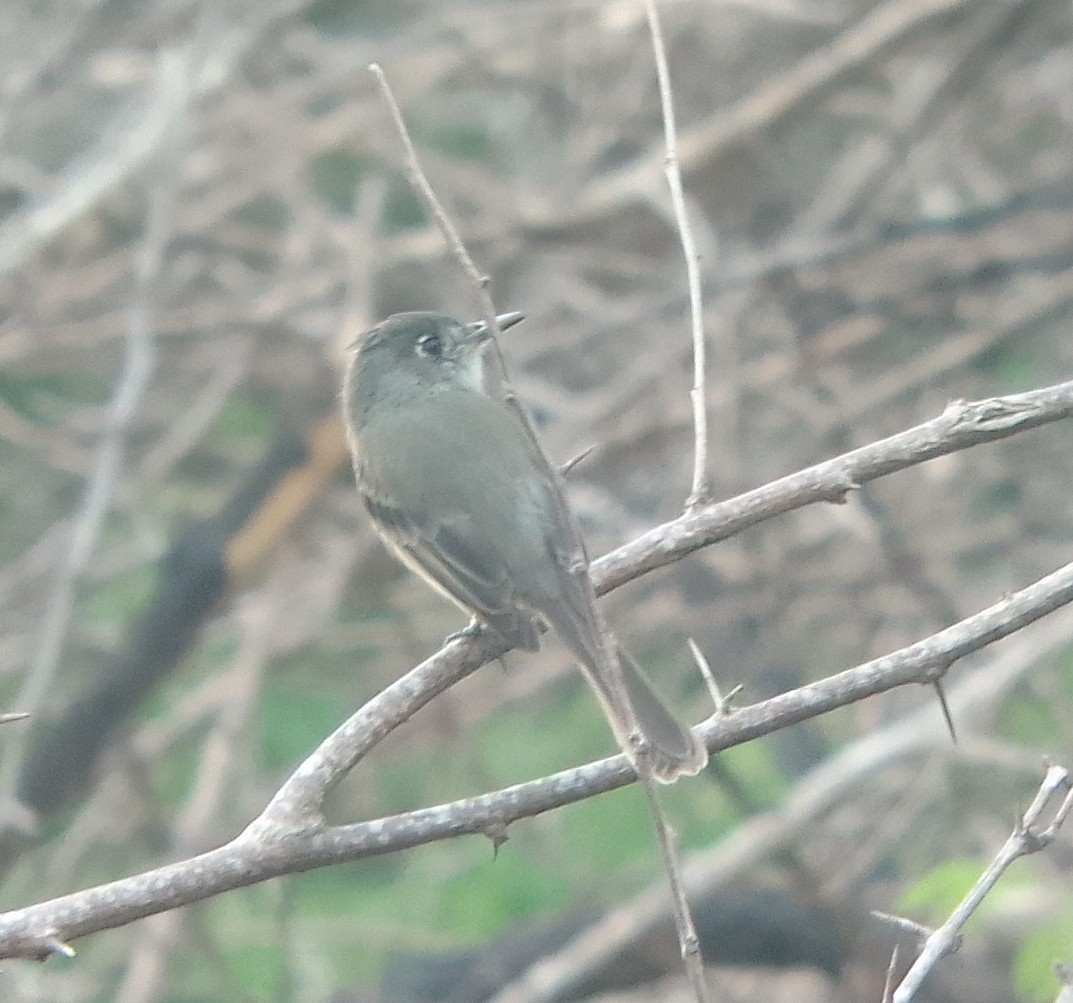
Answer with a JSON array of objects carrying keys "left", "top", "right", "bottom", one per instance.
[{"left": 444, "top": 619, "right": 484, "bottom": 647}]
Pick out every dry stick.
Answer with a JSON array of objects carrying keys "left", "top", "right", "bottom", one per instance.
[
  {"left": 5, "top": 549, "right": 1073, "bottom": 961},
  {"left": 0, "top": 0, "right": 308, "bottom": 276},
  {"left": 3, "top": 385, "right": 1073, "bottom": 957},
  {"left": 892, "top": 764, "right": 1073, "bottom": 1002},
  {"left": 644, "top": 0, "right": 710, "bottom": 509},
  {"left": 491, "top": 611, "right": 1073, "bottom": 1003},
  {"left": 572, "top": 0, "right": 978, "bottom": 226},
  {"left": 367, "top": 63, "right": 505, "bottom": 364},
  {"left": 882, "top": 944, "right": 901, "bottom": 1003},
  {"left": 255, "top": 381, "right": 1073, "bottom": 832},
  {"left": 637, "top": 783, "right": 708, "bottom": 1003},
  {"left": 365, "top": 63, "right": 566, "bottom": 524},
  {"left": 369, "top": 59, "right": 710, "bottom": 1000}
]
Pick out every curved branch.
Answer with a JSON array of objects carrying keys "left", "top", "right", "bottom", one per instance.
[{"left": 2, "top": 381, "right": 1073, "bottom": 958}]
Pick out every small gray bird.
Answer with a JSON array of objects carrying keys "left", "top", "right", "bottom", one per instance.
[{"left": 342, "top": 311, "right": 707, "bottom": 782}]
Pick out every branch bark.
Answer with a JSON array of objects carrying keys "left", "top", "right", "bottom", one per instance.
[{"left": 2, "top": 381, "right": 1073, "bottom": 960}]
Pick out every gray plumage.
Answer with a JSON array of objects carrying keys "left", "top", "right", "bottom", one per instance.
[{"left": 343, "top": 311, "right": 707, "bottom": 782}]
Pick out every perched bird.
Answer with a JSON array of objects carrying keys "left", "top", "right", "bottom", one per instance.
[{"left": 342, "top": 311, "right": 707, "bottom": 782}]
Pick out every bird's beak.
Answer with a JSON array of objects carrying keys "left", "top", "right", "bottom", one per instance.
[{"left": 468, "top": 311, "right": 525, "bottom": 342}]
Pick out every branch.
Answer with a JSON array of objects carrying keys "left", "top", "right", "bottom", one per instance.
[
  {"left": 597, "top": 382, "right": 1073, "bottom": 591},
  {"left": 3, "top": 543, "right": 1073, "bottom": 957},
  {"left": 643, "top": 0, "right": 711, "bottom": 509},
  {"left": 2, "top": 381, "right": 1073, "bottom": 957},
  {"left": 891, "top": 764, "right": 1073, "bottom": 1002},
  {"left": 491, "top": 609, "right": 1073, "bottom": 1003}
]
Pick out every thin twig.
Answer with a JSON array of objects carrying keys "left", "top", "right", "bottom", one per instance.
[
  {"left": 490, "top": 613, "right": 1073, "bottom": 1003},
  {"left": 250, "top": 381, "right": 1073, "bottom": 831},
  {"left": 644, "top": 0, "right": 710, "bottom": 508},
  {"left": 892, "top": 764, "right": 1073, "bottom": 1001},
  {"left": 366, "top": 60, "right": 684, "bottom": 790},
  {"left": 638, "top": 781, "right": 711, "bottom": 1003},
  {"left": 367, "top": 63, "right": 506, "bottom": 363},
  {"left": 882, "top": 944, "right": 901, "bottom": 1003},
  {"left": 597, "top": 384, "right": 1073, "bottom": 594},
  {"left": 0, "top": 0, "right": 308, "bottom": 275},
  {"left": 687, "top": 637, "right": 741, "bottom": 716},
  {"left": 4, "top": 551, "right": 1073, "bottom": 959}
]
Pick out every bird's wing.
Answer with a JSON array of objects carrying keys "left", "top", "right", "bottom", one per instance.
[{"left": 361, "top": 486, "right": 541, "bottom": 651}]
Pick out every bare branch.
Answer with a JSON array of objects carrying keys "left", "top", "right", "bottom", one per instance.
[
  {"left": 489, "top": 608, "right": 1073, "bottom": 1003},
  {"left": 598, "top": 384, "right": 1073, "bottom": 593},
  {"left": 893, "top": 764, "right": 1073, "bottom": 1001},
  {"left": 3, "top": 533, "right": 1073, "bottom": 958},
  {"left": 643, "top": 0, "right": 710, "bottom": 508},
  {"left": 638, "top": 782, "right": 711, "bottom": 1003},
  {"left": 367, "top": 63, "right": 505, "bottom": 355}
]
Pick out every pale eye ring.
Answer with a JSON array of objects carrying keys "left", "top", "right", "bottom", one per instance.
[{"left": 415, "top": 331, "right": 443, "bottom": 358}]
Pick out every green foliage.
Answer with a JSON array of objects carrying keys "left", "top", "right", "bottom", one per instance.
[
  {"left": 209, "top": 391, "right": 277, "bottom": 447},
  {"left": 382, "top": 180, "right": 427, "bottom": 233},
  {"left": 308, "top": 149, "right": 427, "bottom": 232},
  {"left": 258, "top": 683, "right": 347, "bottom": 772},
  {"left": 999, "top": 681, "right": 1062, "bottom": 746},
  {"left": 303, "top": 0, "right": 405, "bottom": 37},
  {"left": 81, "top": 562, "right": 157, "bottom": 626},
  {"left": 899, "top": 857, "right": 984, "bottom": 922},
  {"left": 310, "top": 149, "right": 369, "bottom": 214},
  {"left": 0, "top": 370, "right": 106, "bottom": 422},
  {"left": 170, "top": 888, "right": 286, "bottom": 1001},
  {"left": 971, "top": 477, "right": 1023, "bottom": 519},
  {"left": 152, "top": 739, "right": 208, "bottom": 808},
  {"left": 1013, "top": 914, "right": 1073, "bottom": 1002},
  {"left": 973, "top": 342, "right": 1040, "bottom": 389},
  {"left": 425, "top": 122, "right": 495, "bottom": 162}
]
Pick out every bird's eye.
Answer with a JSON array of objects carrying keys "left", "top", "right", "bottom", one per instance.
[{"left": 415, "top": 331, "right": 443, "bottom": 358}]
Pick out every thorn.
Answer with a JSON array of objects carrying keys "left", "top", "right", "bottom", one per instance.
[
  {"left": 687, "top": 638, "right": 739, "bottom": 716},
  {"left": 560, "top": 443, "right": 597, "bottom": 476},
  {"left": 483, "top": 821, "right": 509, "bottom": 858},
  {"left": 39, "top": 933, "right": 76, "bottom": 960},
  {"left": 932, "top": 679, "right": 957, "bottom": 744},
  {"left": 870, "top": 910, "right": 933, "bottom": 943}
]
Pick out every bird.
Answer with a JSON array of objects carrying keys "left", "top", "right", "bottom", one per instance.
[{"left": 342, "top": 310, "right": 707, "bottom": 782}]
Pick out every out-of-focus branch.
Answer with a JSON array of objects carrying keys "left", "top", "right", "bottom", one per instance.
[
  {"left": 2, "top": 552, "right": 1073, "bottom": 958},
  {"left": 0, "top": 0, "right": 306, "bottom": 275},
  {"left": 0, "top": 52, "right": 189, "bottom": 807}
]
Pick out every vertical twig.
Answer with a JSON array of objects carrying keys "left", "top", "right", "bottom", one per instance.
[
  {"left": 367, "top": 63, "right": 507, "bottom": 371},
  {"left": 644, "top": 0, "right": 711, "bottom": 508},
  {"left": 370, "top": 53, "right": 712, "bottom": 1003},
  {"left": 638, "top": 781, "right": 712, "bottom": 1003}
]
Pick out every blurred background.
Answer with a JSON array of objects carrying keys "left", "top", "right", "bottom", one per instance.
[{"left": 1, "top": 0, "right": 1073, "bottom": 1000}]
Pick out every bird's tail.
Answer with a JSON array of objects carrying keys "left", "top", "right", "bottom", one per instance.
[{"left": 606, "top": 643, "right": 709, "bottom": 782}]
